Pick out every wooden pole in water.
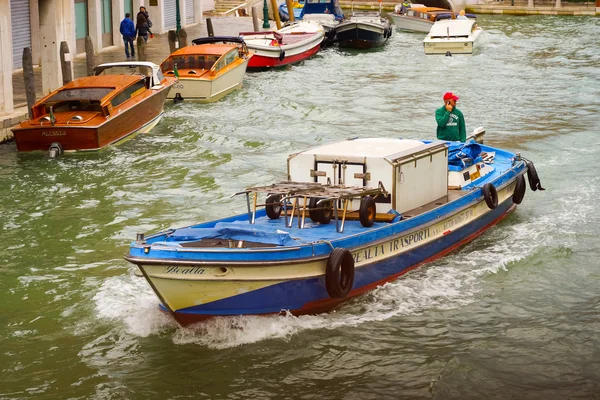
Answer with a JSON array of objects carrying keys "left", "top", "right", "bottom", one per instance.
[
  {"left": 251, "top": 6, "right": 260, "bottom": 31},
  {"left": 285, "top": 0, "right": 295, "bottom": 22},
  {"left": 206, "top": 18, "right": 215, "bottom": 37},
  {"left": 270, "top": 0, "right": 282, "bottom": 29},
  {"left": 85, "top": 36, "right": 95, "bottom": 76},
  {"left": 59, "top": 41, "right": 72, "bottom": 85},
  {"left": 168, "top": 30, "right": 177, "bottom": 53},
  {"left": 179, "top": 28, "right": 188, "bottom": 48},
  {"left": 22, "top": 47, "right": 36, "bottom": 119}
]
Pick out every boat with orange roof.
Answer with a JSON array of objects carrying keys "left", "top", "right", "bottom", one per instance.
[
  {"left": 160, "top": 36, "right": 253, "bottom": 102},
  {"left": 12, "top": 61, "right": 176, "bottom": 155}
]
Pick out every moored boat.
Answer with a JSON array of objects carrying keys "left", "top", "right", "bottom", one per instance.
[
  {"left": 336, "top": 11, "right": 393, "bottom": 49},
  {"left": 240, "top": 21, "right": 325, "bottom": 69},
  {"left": 424, "top": 19, "right": 483, "bottom": 55},
  {"left": 279, "top": 0, "right": 305, "bottom": 22},
  {"left": 389, "top": 5, "right": 475, "bottom": 33},
  {"left": 125, "top": 133, "right": 544, "bottom": 326},
  {"left": 161, "top": 36, "right": 253, "bottom": 103},
  {"left": 11, "top": 62, "right": 176, "bottom": 154},
  {"left": 298, "top": 0, "right": 345, "bottom": 43}
]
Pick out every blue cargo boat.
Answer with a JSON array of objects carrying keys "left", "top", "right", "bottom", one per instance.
[{"left": 125, "top": 134, "right": 543, "bottom": 326}]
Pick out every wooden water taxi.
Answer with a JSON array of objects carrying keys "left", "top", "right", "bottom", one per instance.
[
  {"left": 125, "top": 132, "right": 544, "bottom": 326},
  {"left": 161, "top": 36, "right": 253, "bottom": 103},
  {"left": 12, "top": 62, "right": 176, "bottom": 154},
  {"left": 389, "top": 5, "right": 476, "bottom": 33}
]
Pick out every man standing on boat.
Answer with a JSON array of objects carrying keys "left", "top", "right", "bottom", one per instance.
[{"left": 436, "top": 92, "right": 466, "bottom": 142}]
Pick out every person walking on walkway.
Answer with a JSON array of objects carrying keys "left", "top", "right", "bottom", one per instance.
[
  {"left": 136, "top": 12, "right": 152, "bottom": 43},
  {"left": 120, "top": 13, "right": 136, "bottom": 60},
  {"left": 137, "top": 6, "right": 154, "bottom": 38},
  {"left": 435, "top": 92, "right": 466, "bottom": 142}
]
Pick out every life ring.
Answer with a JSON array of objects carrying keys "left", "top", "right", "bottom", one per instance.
[
  {"left": 309, "top": 197, "right": 332, "bottom": 224},
  {"left": 325, "top": 248, "right": 355, "bottom": 298},
  {"left": 512, "top": 175, "right": 526, "bottom": 204},
  {"left": 265, "top": 193, "right": 282, "bottom": 219},
  {"left": 359, "top": 195, "right": 376, "bottom": 227},
  {"left": 527, "top": 161, "right": 545, "bottom": 191},
  {"left": 482, "top": 183, "right": 498, "bottom": 209}
]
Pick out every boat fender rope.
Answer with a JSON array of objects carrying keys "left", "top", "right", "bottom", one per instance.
[
  {"left": 526, "top": 161, "right": 545, "bottom": 191},
  {"left": 325, "top": 248, "right": 355, "bottom": 299},
  {"left": 512, "top": 174, "right": 526, "bottom": 204},
  {"left": 482, "top": 182, "right": 498, "bottom": 209}
]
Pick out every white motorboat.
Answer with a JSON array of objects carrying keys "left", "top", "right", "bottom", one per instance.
[{"left": 423, "top": 19, "right": 483, "bottom": 55}]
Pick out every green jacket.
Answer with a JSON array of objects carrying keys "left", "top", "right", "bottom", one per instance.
[{"left": 435, "top": 105, "right": 466, "bottom": 142}]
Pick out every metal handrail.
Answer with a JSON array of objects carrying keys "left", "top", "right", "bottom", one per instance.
[{"left": 222, "top": 0, "right": 264, "bottom": 16}]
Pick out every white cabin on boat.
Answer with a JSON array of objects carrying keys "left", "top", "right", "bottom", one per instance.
[{"left": 287, "top": 138, "right": 449, "bottom": 214}]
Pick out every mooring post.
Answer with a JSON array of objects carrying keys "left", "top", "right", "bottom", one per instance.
[
  {"left": 206, "top": 18, "right": 214, "bottom": 37},
  {"left": 22, "top": 47, "right": 36, "bottom": 119},
  {"left": 59, "top": 41, "right": 73, "bottom": 85},
  {"left": 179, "top": 28, "right": 188, "bottom": 48},
  {"left": 137, "top": 37, "right": 147, "bottom": 61},
  {"left": 85, "top": 36, "right": 95, "bottom": 76},
  {"left": 168, "top": 30, "right": 177, "bottom": 53},
  {"left": 270, "top": 0, "right": 282, "bottom": 29},
  {"left": 252, "top": 6, "right": 260, "bottom": 31},
  {"left": 285, "top": 0, "right": 296, "bottom": 22}
]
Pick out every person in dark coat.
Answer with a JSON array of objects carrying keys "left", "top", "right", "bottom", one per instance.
[
  {"left": 119, "top": 13, "right": 136, "bottom": 59},
  {"left": 136, "top": 12, "right": 152, "bottom": 43}
]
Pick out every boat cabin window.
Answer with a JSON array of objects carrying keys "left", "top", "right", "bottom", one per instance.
[
  {"left": 44, "top": 100, "right": 104, "bottom": 114},
  {"left": 41, "top": 87, "right": 113, "bottom": 114},
  {"left": 110, "top": 79, "right": 146, "bottom": 108},
  {"left": 224, "top": 49, "right": 238, "bottom": 66},
  {"left": 162, "top": 55, "right": 220, "bottom": 73}
]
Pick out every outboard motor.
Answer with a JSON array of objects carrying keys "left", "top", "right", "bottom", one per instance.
[{"left": 48, "top": 142, "right": 63, "bottom": 158}]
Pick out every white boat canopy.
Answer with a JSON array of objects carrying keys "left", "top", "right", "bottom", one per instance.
[
  {"left": 428, "top": 19, "right": 476, "bottom": 38},
  {"left": 94, "top": 61, "right": 166, "bottom": 88}
]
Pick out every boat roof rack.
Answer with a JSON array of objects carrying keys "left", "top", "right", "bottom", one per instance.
[{"left": 232, "top": 181, "right": 389, "bottom": 232}]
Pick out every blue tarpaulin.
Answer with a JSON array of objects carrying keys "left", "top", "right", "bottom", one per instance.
[
  {"left": 448, "top": 143, "right": 483, "bottom": 170},
  {"left": 167, "top": 221, "right": 297, "bottom": 246}
]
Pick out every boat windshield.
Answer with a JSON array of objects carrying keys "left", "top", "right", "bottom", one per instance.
[
  {"left": 162, "top": 55, "right": 220, "bottom": 72},
  {"left": 40, "top": 88, "right": 113, "bottom": 113}
]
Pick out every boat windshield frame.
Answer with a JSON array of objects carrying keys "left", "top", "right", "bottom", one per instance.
[{"left": 93, "top": 62, "right": 165, "bottom": 88}]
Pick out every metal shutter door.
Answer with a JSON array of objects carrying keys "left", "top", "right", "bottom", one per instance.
[
  {"left": 186, "top": 0, "right": 195, "bottom": 24},
  {"left": 11, "top": 0, "right": 32, "bottom": 69},
  {"left": 164, "top": 0, "right": 177, "bottom": 30}
]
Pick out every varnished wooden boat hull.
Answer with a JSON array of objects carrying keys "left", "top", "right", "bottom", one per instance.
[{"left": 13, "top": 84, "right": 173, "bottom": 152}]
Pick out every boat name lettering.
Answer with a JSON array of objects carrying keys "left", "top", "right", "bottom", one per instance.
[
  {"left": 42, "top": 130, "right": 67, "bottom": 137},
  {"left": 173, "top": 84, "right": 185, "bottom": 89},
  {"left": 443, "top": 209, "right": 474, "bottom": 230},
  {"left": 164, "top": 266, "right": 205, "bottom": 275}
]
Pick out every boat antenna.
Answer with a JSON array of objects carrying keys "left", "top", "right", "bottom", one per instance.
[{"left": 379, "top": 0, "right": 382, "bottom": 16}]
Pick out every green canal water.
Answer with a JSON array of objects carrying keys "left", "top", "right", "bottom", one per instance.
[{"left": 1, "top": 15, "right": 599, "bottom": 399}]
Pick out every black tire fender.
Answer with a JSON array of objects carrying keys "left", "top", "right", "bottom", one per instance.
[
  {"left": 527, "top": 161, "right": 545, "bottom": 191},
  {"left": 512, "top": 174, "right": 526, "bottom": 204},
  {"left": 265, "top": 194, "right": 282, "bottom": 220},
  {"left": 279, "top": 50, "right": 286, "bottom": 61},
  {"left": 359, "top": 195, "right": 376, "bottom": 227},
  {"left": 325, "top": 248, "right": 355, "bottom": 298},
  {"left": 482, "top": 183, "right": 498, "bottom": 209}
]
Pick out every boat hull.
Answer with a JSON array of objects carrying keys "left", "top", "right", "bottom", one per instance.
[
  {"left": 129, "top": 179, "right": 520, "bottom": 326},
  {"left": 388, "top": 13, "right": 433, "bottom": 33},
  {"left": 246, "top": 43, "right": 321, "bottom": 69},
  {"left": 13, "top": 83, "right": 173, "bottom": 152},
  {"left": 336, "top": 21, "right": 391, "bottom": 49},
  {"left": 167, "top": 58, "right": 250, "bottom": 102}
]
